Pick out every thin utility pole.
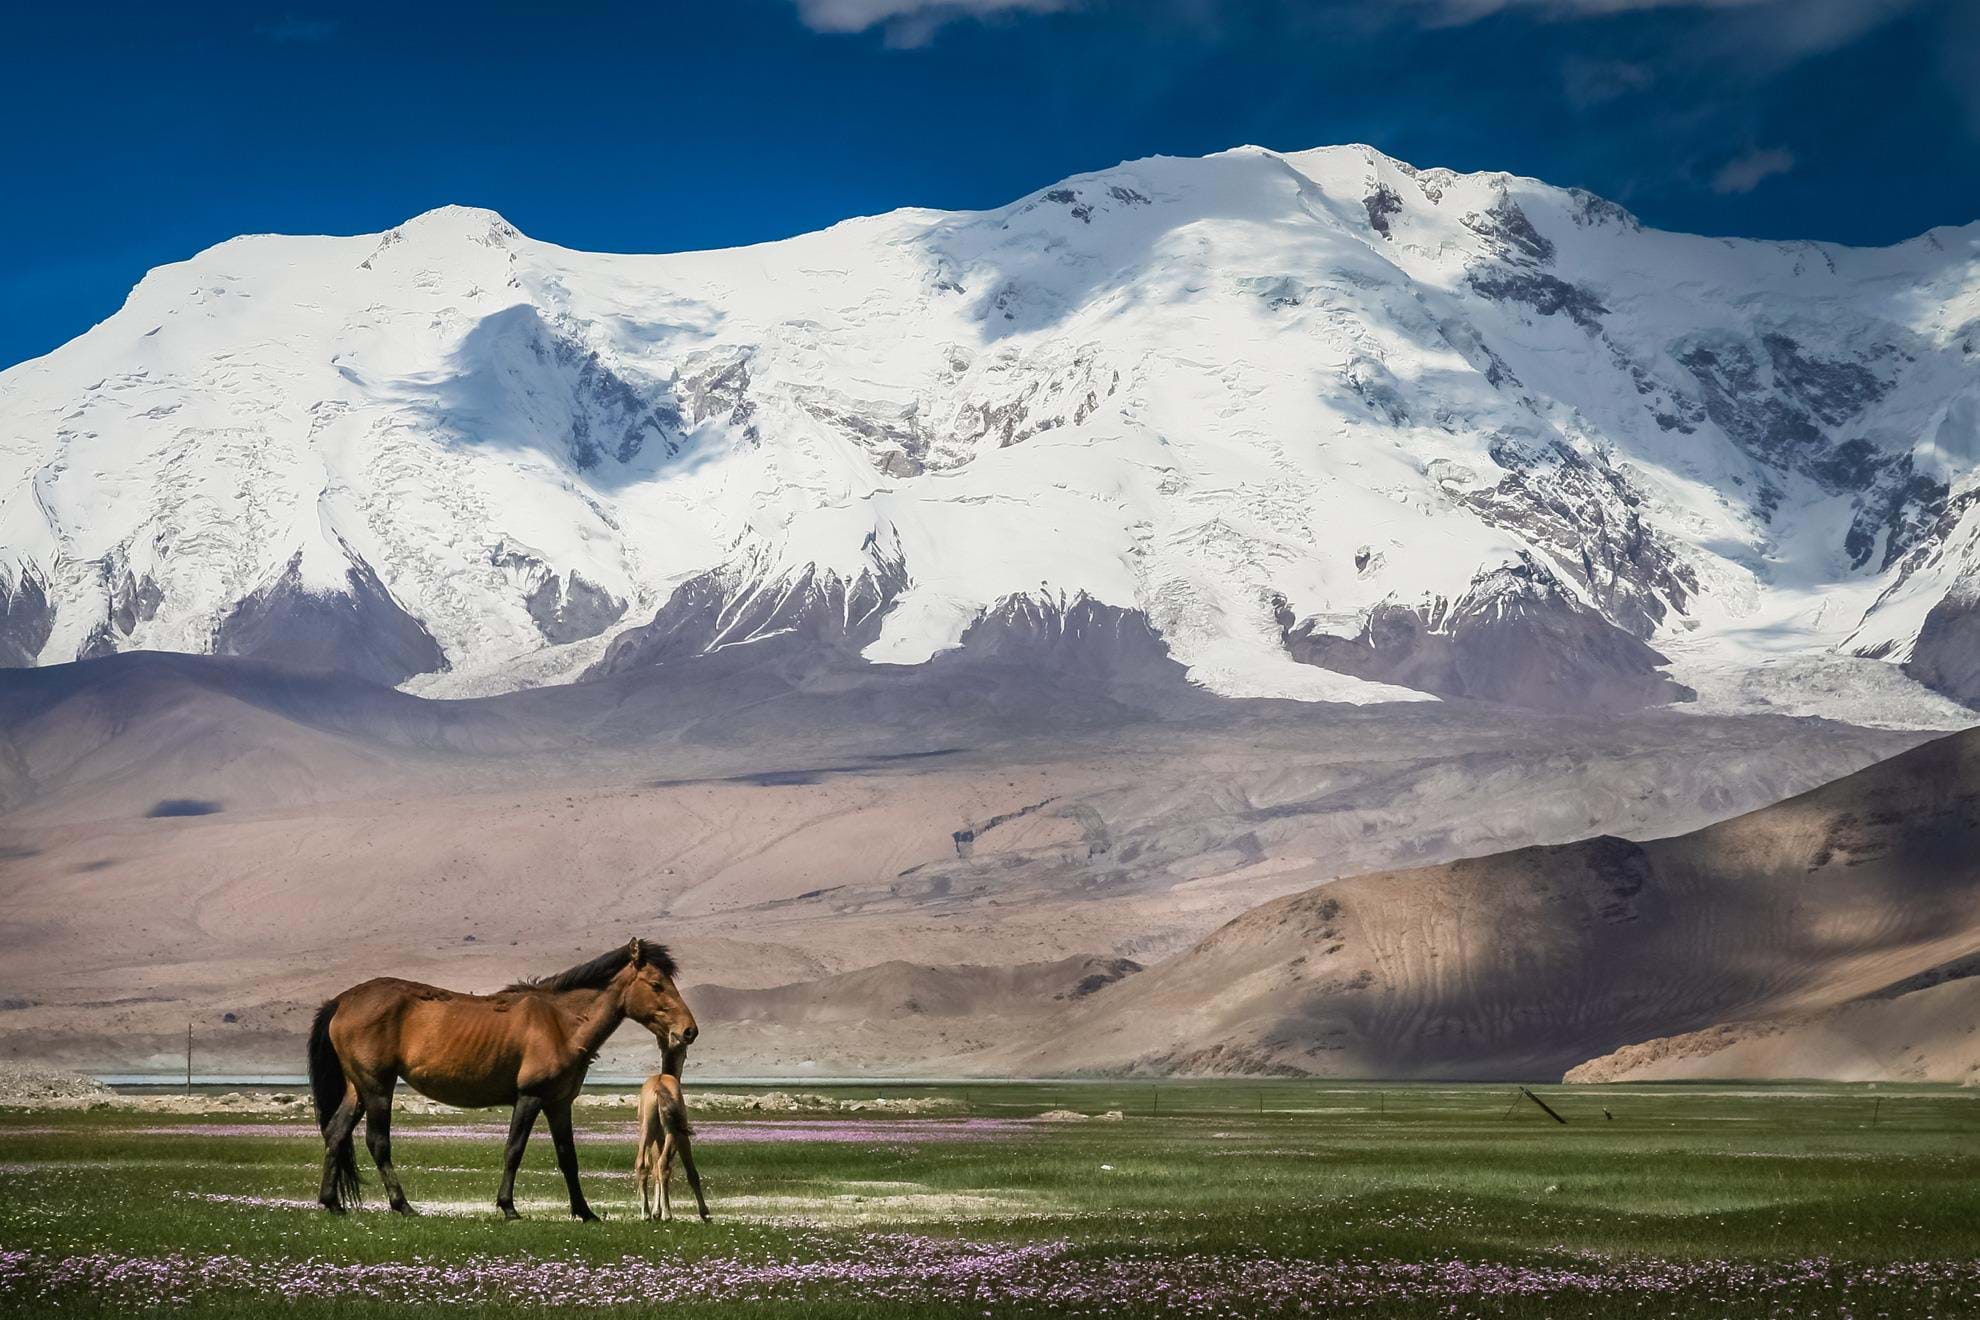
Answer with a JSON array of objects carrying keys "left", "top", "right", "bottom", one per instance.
[
  {"left": 185, "top": 1022, "right": 193, "bottom": 1095},
  {"left": 1520, "top": 1086, "right": 1569, "bottom": 1125}
]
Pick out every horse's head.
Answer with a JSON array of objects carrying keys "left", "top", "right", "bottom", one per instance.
[{"left": 618, "top": 939, "right": 698, "bottom": 1053}]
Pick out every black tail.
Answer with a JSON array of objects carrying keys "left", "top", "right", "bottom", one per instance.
[{"left": 308, "top": 1000, "right": 361, "bottom": 1209}]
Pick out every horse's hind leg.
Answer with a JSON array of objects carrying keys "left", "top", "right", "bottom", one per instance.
[
  {"left": 318, "top": 1084, "right": 362, "bottom": 1213},
  {"left": 361, "top": 1078, "right": 413, "bottom": 1214}
]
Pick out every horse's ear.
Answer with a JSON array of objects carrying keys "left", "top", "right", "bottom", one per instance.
[{"left": 627, "top": 937, "right": 644, "bottom": 968}]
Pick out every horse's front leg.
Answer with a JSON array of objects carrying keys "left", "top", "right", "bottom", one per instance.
[
  {"left": 545, "top": 1100, "right": 597, "bottom": 1222},
  {"left": 496, "top": 1095, "right": 544, "bottom": 1220}
]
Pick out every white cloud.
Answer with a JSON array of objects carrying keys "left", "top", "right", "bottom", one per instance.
[
  {"left": 1561, "top": 56, "right": 1657, "bottom": 105},
  {"left": 793, "top": 0, "right": 1073, "bottom": 45},
  {"left": 1424, "top": 0, "right": 1918, "bottom": 58},
  {"left": 1427, "top": 0, "right": 1768, "bottom": 20},
  {"left": 1711, "top": 146, "right": 1796, "bottom": 193},
  {"left": 1432, "top": 0, "right": 1923, "bottom": 80}
]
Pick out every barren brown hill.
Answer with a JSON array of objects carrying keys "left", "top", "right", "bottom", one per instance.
[
  {"left": 688, "top": 957, "right": 1142, "bottom": 1076},
  {"left": 697, "top": 956, "right": 1143, "bottom": 1025},
  {"left": 0, "top": 652, "right": 1936, "bottom": 1076},
  {"left": 1005, "top": 726, "right": 1980, "bottom": 1080}
]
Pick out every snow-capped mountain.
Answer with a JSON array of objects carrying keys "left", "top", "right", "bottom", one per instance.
[{"left": 4, "top": 145, "right": 1979, "bottom": 718}]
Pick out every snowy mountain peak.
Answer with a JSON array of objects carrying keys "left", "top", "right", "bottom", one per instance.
[
  {"left": 401, "top": 202, "right": 517, "bottom": 228},
  {"left": 386, "top": 204, "right": 522, "bottom": 247},
  {"left": 3, "top": 146, "right": 1978, "bottom": 725}
]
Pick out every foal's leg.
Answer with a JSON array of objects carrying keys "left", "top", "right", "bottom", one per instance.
[
  {"left": 545, "top": 1100, "right": 598, "bottom": 1222},
  {"left": 675, "top": 1126, "right": 710, "bottom": 1222},
  {"left": 635, "top": 1090, "right": 658, "bottom": 1221},
  {"left": 496, "top": 1095, "right": 544, "bottom": 1220},
  {"left": 658, "top": 1131, "right": 675, "bottom": 1222},
  {"left": 361, "top": 1078, "right": 413, "bottom": 1214},
  {"left": 635, "top": 1129, "right": 659, "bottom": 1221},
  {"left": 318, "top": 1083, "right": 362, "bottom": 1213}
]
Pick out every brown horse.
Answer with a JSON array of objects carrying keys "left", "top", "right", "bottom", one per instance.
[{"left": 307, "top": 938, "right": 697, "bottom": 1219}]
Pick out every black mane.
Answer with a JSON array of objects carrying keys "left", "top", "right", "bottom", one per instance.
[{"left": 505, "top": 940, "right": 678, "bottom": 994}]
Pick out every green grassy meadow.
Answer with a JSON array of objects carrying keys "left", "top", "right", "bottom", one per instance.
[{"left": 3, "top": 1080, "right": 1978, "bottom": 1317}]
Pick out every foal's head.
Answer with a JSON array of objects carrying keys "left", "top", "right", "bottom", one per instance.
[{"left": 617, "top": 939, "right": 698, "bottom": 1053}]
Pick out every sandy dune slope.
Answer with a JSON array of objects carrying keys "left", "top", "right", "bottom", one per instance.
[
  {"left": 0, "top": 652, "right": 1927, "bottom": 1077},
  {"left": 1005, "top": 726, "right": 1980, "bottom": 1080},
  {"left": 1566, "top": 959, "right": 1980, "bottom": 1085}
]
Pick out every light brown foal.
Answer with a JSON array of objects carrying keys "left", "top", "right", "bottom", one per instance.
[
  {"left": 634, "top": 1073, "right": 710, "bottom": 1222},
  {"left": 309, "top": 938, "right": 696, "bottom": 1220}
]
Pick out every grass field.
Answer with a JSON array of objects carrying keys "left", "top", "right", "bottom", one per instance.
[{"left": 3, "top": 1079, "right": 1978, "bottom": 1317}]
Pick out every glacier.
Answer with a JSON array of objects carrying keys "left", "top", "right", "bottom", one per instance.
[{"left": 2, "top": 144, "right": 1977, "bottom": 724}]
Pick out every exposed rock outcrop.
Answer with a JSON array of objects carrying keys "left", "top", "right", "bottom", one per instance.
[
  {"left": 1285, "top": 557, "right": 1692, "bottom": 713},
  {"left": 213, "top": 551, "right": 447, "bottom": 685}
]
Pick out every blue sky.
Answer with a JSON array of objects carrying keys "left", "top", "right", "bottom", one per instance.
[{"left": 2, "top": 0, "right": 1975, "bottom": 369}]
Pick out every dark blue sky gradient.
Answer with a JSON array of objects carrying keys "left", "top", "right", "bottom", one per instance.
[{"left": 2, "top": 0, "right": 1974, "bottom": 368}]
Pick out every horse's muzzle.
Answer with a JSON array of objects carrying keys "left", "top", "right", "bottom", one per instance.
[{"left": 679, "top": 1025, "right": 699, "bottom": 1047}]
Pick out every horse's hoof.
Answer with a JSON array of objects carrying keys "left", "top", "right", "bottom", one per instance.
[
  {"left": 319, "top": 1202, "right": 346, "bottom": 1216},
  {"left": 390, "top": 1202, "right": 416, "bottom": 1217},
  {"left": 574, "top": 1208, "right": 600, "bottom": 1223},
  {"left": 499, "top": 1205, "right": 521, "bottom": 1222}
]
